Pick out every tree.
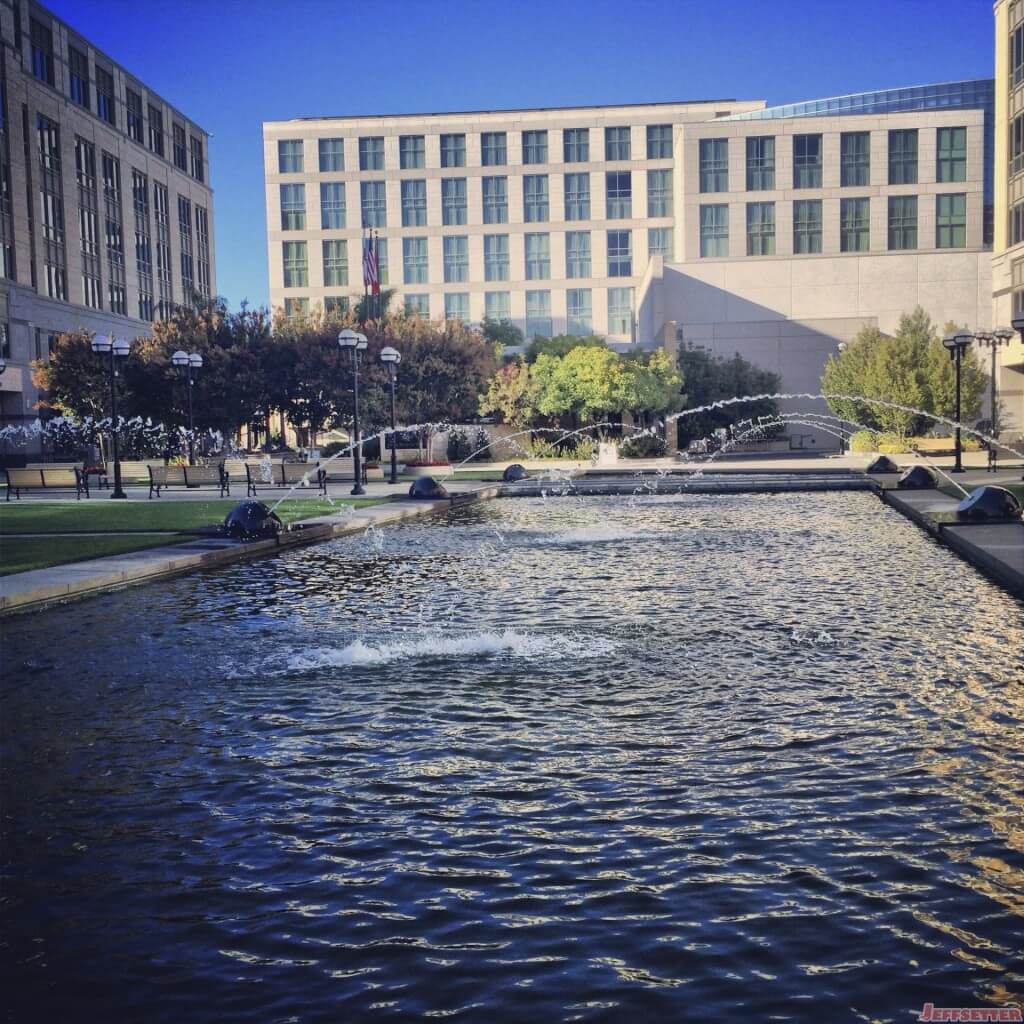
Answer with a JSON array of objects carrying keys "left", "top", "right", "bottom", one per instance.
[
  {"left": 675, "top": 349, "right": 781, "bottom": 446},
  {"left": 32, "top": 331, "right": 112, "bottom": 419},
  {"left": 621, "top": 349, "right": 685, "bottom": 427},
  {"left": 481, "top": 317, "right": 524, "bottom": 350},
  {"left": 526, "top": 334, "right": 607, "bottom": 362},
  {"left": 478, "top": 359, "right": 539, "bottom": 428},
  {"left": 535, "top": 346, "right": 630, "bottom": 425}
]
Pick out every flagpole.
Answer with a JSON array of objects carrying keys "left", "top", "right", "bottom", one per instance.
[
  {"left": 362, "top": 228, "right": 369, "bottom": 325},
  {"left": 374, "top": 230, "right": 381, "bottom": 321}
]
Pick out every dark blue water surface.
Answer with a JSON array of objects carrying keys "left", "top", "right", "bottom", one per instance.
[{"left": 2, "top": 492, "right": 1024, "bottom": 1023}]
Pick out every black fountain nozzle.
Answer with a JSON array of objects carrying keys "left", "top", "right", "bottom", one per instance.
[
  {"left": 956, "top": 486, "right": 1023, "bottom": 522},
  {"left": 867, "top": 455, "right": 899, "bottom": 474},
  {"left": 224, "top": 500, "right": 284, "bottom": 539},
  {"left": 897, "top": 465, "right": 938, "bottom": 490},
  {"left": 408, "top": 476, "right": 450, "bottom": 500},
  {"left": 502, "top": 464, "right": 529, "bottom": 483}
]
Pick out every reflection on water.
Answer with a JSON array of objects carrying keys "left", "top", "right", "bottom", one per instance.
[{"left": 1, "top": 493, "right": 1023, "bottom": 1023}]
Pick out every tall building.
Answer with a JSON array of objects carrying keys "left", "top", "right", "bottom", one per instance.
[
  {"left": 265, "top": 82, "right": 995, "bottom": 448},
  {"left": 0, "top": 0, "right": 215, "bottom": 438},
  {"left": 992, "top": 0, "right": 1024, "bottom": 440}
]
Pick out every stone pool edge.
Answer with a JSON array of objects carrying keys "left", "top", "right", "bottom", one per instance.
[{"left": 0, "top": 489, "right": 501, "bottom": 617}]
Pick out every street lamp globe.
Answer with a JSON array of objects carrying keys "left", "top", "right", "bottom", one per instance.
[
  {"left": 171, "top": 349, "right": 189, "bottom": 369},
  {"left": 994, "top": 327, "right": 1015, "bottom": 344},
  {"left": 1012, "top": 313, "right": 1024, "bottom": 338},
  {"left": 112, "top": 337, "right": 131, "bottom": 359},
  {"left": 188, "top": 353, "right": 203, "bottom": 371},
  {"left": 338, "top": 328, "right": 359, "bottom": 349},
  {"left": 91, "top": 334, "right": 113, "bottom": 354},
  {"left": 355, "top": 332, "right": 368, "bottom": 352},
  {"left": 380, "top": 346, "right": 401, "bottom": 364}
]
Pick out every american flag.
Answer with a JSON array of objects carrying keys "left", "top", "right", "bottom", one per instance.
[{"left": 363, "top": 235, "right": 380, "bottom": 295}]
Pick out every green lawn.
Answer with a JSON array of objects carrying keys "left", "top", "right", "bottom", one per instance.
[
  {"left": 0, "top": 534, "right": 193, "bottom": 576},
  {"left": 0, "top": 497, "right": 385, "bottom": 535}
]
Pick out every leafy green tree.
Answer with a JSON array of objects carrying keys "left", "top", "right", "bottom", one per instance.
[
  {"left": 526, "top": 334, "right": 607, "bottom": 362},
  {"left": 481, "top": 317, "right": 524, "bottom": 350},
  {"left": 32, "top": 331, "right": 112, "bottom": 419},
  {"left": 478, "top": 359, "right": 539, "bottom": 428},
  {"left": 535, "top": 346, "right": 629, "bottom": 424},
  {"left": 621, "top": 349, "right": 685, "bottom": 427}
]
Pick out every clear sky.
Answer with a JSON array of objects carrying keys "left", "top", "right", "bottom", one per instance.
[{"left": 47, "top": 0, "right": 994, "bottom": 312}]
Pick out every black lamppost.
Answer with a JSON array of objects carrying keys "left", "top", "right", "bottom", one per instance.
[
  {"left": 836, "top": 341, "right": 848, "bottom": 455},
  {"left": 91, "top": 334, "right": 132, "bottom": 498},
  {"left": 942, "top": 331, "right": 973, "bottom": 474},
  {"left": 380, "top": 345, "right": 401, "bottom": 485},
  {"left": 171, "top": 349, "right": 203, "bottom": 465},
  {"left": 338, "top": 328, "right": 368, "bottom": 495},
  {"left": 975, "top": 327, "right": 1014, "bottom": 438}
]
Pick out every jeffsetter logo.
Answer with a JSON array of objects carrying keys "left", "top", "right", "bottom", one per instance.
[{"left": 918, "top": 1006, "right": 1022, "bottom": 1022}]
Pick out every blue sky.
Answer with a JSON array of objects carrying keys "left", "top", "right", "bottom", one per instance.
[{"left": 48, "top": 0, "right": 994, "bottom": 311}]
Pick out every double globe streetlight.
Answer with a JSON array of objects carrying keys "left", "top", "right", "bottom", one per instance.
[
  {"left": 380, "top": 346, "right": 401, "bottom": 485},
  {"left": 171, "top": 350, "right": 203, "bottom": 465},
  {"left": 337, "top": 328, "right": 368, "bottom": 495},
  {"left": 90, "top": 334, "right": 132, "bottom": 499}
]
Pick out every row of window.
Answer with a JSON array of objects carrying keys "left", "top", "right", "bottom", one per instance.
[
  {"left": 697, "top": 195, "right": 968, "bottom": 257},
  {"left": 281, "top": 228, "right": 674, "bottom": 289},
  {"left": 280, "top": 170, "right": 672, "bottom": 231},
  {"left": 283, "top": 286, "right": 635, "bottom": 336},
  {"left": 277, "top": 124, "right": 674, "bottom": 174},
  {"left": 698, "top": 127, "right": 968, "bottom": 193},
  {"left": 30, "top": 15, "right": 205, "bottom": 182}
]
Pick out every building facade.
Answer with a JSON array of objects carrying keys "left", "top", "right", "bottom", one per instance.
[
  {"left": 0, "top": 0, "right": 215, "bottom": 439},
  {"left": 992, "top": 0, "right": 1024, "bottom": 440}
]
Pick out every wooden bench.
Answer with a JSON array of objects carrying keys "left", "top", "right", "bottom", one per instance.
[
  {"left": 148, "top": 464, "right": 230, "bottom": 499},
  {"left": 245, "top": 461, "right": 327, "bottom": 496},
  {"left": 4, "top": 467, "right": 89, "bottom": 500}
]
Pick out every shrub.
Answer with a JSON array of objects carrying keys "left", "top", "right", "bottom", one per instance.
[
  {"left": 619, "top": 433, "right": 667, "bottom": 458},
  {"left": 510, "top": 435, "right": 598, "bottom": 460},
  {"left": 848, "top": 430, "right": 878, "bottom": 453}
]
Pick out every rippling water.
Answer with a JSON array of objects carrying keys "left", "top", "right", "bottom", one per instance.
[{"left": 2, "top": 492, "right": 1023, "bottom": 1022}]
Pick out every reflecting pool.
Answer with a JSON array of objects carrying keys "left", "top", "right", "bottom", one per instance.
[{"left": 2, "top": 493, "right": 1023, "bottom": 1022}]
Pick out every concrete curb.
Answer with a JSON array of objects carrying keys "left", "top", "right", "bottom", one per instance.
[{"left": 0, "top": 489, "right": 500, "bottom": 617}]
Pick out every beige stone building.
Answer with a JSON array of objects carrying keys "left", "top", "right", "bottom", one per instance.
[
  {"left": 991, "top": 0, "right": 1024, "bottom": 440},
  {"left": 0, "top": 0, "right": 215, "bottom": 440}
]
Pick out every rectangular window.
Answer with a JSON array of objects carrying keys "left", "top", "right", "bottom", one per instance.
[
  {"left": 441, "top": 133, "right": 465, "bottom": 168},
  {"left": 403, "top": 236, "right": 428, "bottom": 284},
  {"left": 404, "top": 294, "right": 429, "bottom": 319},
  {"left": 153, "top": 182, "right": 172, "bottom": 315},
  {"left": 30, "top": 17, "right": 54, "bottom": 85},
  {"left": 322, "top": 239, "right": 347, "bottom": 286},
  {"left": 282, "top": 241, "right": 307, "bottom": 287},
  {"left": 96, "top": 67, "right": 115, "bottom": 126},
  {"left": 937, "top": 127, "right": 967, "bottom": 183},
  {"left": 1014, "top": 115, "right": 1024, "bottom": 177},
  {"left": 564, "top": 127, "right": 589, "bottom": 162},
  {"left": 888, "top": 195, "right": 918, "bottom": 250},
  {"left": 608, "top": 287, "right": 633, "bottom": 336},
  {"left": 646, "top": 124, "right": 672, "bottom": 159},
  {"left": 481, "top": 131, "right": 507, "bottom": 166},
  {"left": 564, "top": 172, "right": 590, "bottom": 220},
  {"left": 1015, "top": 23, "right": 1024, "bottom": 87},
  {"left": 442, "top": 177, "right": 467, "bottom": 226},
  {"left": 173, "top": 124, "right": 187, "bottom": 171},
  {"left": 648, "top": 227, "right": 673, "bottom": 261},
  {"left": 484, "top": 234, "right": 509, "bottom": 281},
  {"left": 37, "top": 115, "right": 67, "bottom": 301},
  {"left": 793, "top": 134, "right": 822, "bottom": 189},
  {"left": 746, "top": 202, "right": 775, "bottom": 256},
  {"left": 190, "top": 137, "right": 204, "bottom": 183},
  {"left": 840, "top": 197, "right": 870, "bottom": 252},
  {"left": 936, "top": 193, "right": 967, "bottom": 248},
  {"left": 482, "top": 175, "right": 507, "bottom": 223},
  {"left": 524, "top": 232, "right": 550, "bottom": 280},
  {"left": 699, "top": 138, "right": 728, "bottom": 192},
  {"left": 69, "top": 46, "right": 89, "bottom": 108},
  {"left": 75, "top": 137, "right": 102, "bottom": 309},
  {"left": 195, "top": 205, "right": 210, "bottom": 298},
  {"left": 148, "top": 105, "right": 164, "bottom": 157},
  {"left": 746, "top": 137, "right": 775, "bottom": 190},
  {"left": 126, "top": 89, "right": 143, "bottom": 143},
  {"left": 444, "top": 293, "right": 469, "bottom": 322},
  {"left": 280, "top": 183, "right": 305, "bottom": 230},
  {"left": 647, "top": 169, "right": 671, "bottom": 217},
  {"left": 523, "top": 174, "right": 549, "bottom": 222},
  {"left": 0, "top": 324, "right": 9, "bottom": 359},
  {"left": 443, "top": 235, "right": 468, "bottom": 283},
  {"left": 131, "top": 168, "right": 153, "bottom": 319},
  {"left": 566, "top": 230, "right": 591, "bottom": 278},
  {"left": 319, "top": 138, "right": 344, "bottom": 172},
  {"left": 177, "top": 193, "right": 193, "bottom": 301},
  {"left": 359, "top": 136, "right": 384, "bottom": 170},
  {"left": 793, "top": 199, "right": 822, "bottom": 254},
  {"left": 699, "top": 204, "right": 729, "bottom": 257},
  {"left": 324, "top": 296, "right": 349, "bottom": 315},
  {"left": 399, "top": 134, "right": 425, "bottom": 169},
  {"left": 522, "top": 130, "right": 548, "bottom": 164},
  {"left": 401, "top": 179, "right": 427, "bottom": 227},
  {"left": 605, "top": 126, "right": 631, "bottom": 161},
  {"left": 566, "top": 288, "right": 592, "bottom": 335},
  {"left": 361, "top": 181, "right": 386, "bottom": 227},
  {"left": 607, "top": 229, "right": 632, "bottom": 276},
  {"left": 484, "top": 291, "right": 510, "bottom": 321},
  {"left": 840, "top": 132, "right": 870, "bottom": 187},
  {"left": 278, "top": 139, "right": 303, "bottom": 173},
  {"left": 284, "top": 297, "right": 309, "bottom": 319},
  {"left": 320, "top": 182, "right": 345, "bottom": 229},
  {"left": 888, "top": 129, "right": 918, "bottom": 185},
  {"left": 606, "top": 171, "right": 632, "bottom": 218},
  {"left": 376, "top": 238, "right": 388, "bottom": 286},
  {"left": 526, "top": 290, "right": 551, "bottom": 339}
]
